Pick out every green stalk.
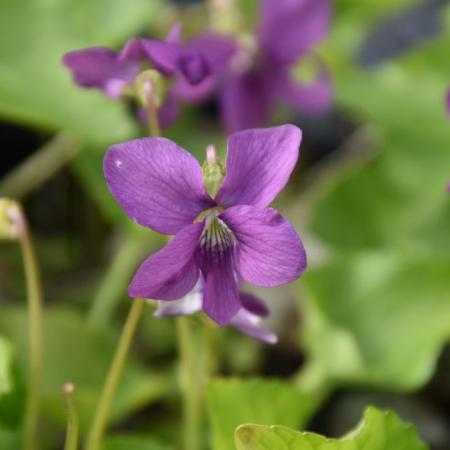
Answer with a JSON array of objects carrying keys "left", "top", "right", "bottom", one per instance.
[
  {"left": 62, "top": 383, "right": 79, "bottom": 450},
  {"left": 0, "top": 133, "right": 80, "bottom": 199},
  {"left": 177, "top": 318, "right": 201, "bottom": 450},
  {"left": 10, "top": 205, "right": 44, "bottom": 450},
  {"left": 85, "top": 298, "right": 145, "bottom": 450}
]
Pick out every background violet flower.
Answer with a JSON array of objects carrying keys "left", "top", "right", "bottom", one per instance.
[
  {"left": 104, "top": 125, "right": 307, "bottom": 325},
  {"left": 216, "top": 0, "right": 333, "bottom": 132},
  {"left": 63, "top": 27, "right": 232, "bottom": 128},
  {"left": 155, "top": 282, "right": 278, "bottom": 344}
]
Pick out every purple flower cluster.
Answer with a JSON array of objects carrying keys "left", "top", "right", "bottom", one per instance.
[
  {"left": 104, "top": 125, "right": 306, "bottom": 330},
  {"left": 63, "top": 0, "right": 331, "bottom": 131},
  {"left": 63, "top": 25, "right": 234, "bottom": 128}
]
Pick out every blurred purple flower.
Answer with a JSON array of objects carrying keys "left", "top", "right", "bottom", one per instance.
[
  {"left": 104, "top": 125, "right": 307, "bottom": 325},
  {"left": 212, "top": 0, "right": 333, "bottom": 132},
  {"left": 155, "top": 282, "right": 277, "bottom": 344},
  {"left": 62, "top": 27, "right": 233, "bottom": 128}
]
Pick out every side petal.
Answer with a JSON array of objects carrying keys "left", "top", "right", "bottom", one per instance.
[
  {"left": 154, "top": 282, "right": 203, "bottom": 317},
  {"left": 104, "top": 137, "right": 214, "bottom": 235},
  {"left": 240, "top": 291, "right": 270, "bottom": 317},
  {"left": 62, "top": 47, "right": 139, "bottom": 97},
  {"left": 219, "top": 71, "right": 275, "bottom": 133},
  {"left": 129, "top": 223, "right": 204, "bottom": 299},
  {"left": 230, "top": 310, "right": 278, "bottom": 344},
  {"left": 221, "top": 206, "right": 307, "bottom": 287},
  {"left": 259, "top": 0, "right": 331, "bottom": 65},
  {"left": 216, "top": 124, "right": 302, "bottom": 208},
  {"left": 278, "top": 66, "right": 332, "bottom": 113}
]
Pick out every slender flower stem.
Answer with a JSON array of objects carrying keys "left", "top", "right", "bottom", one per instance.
[
  {"left": 8, "top": 206, "right": 44, "bottom": 450},
  {"left": 0, "top": 133, "right": 80, "bottom": 199},
  {"left": 176, "top": 317, "right": 201, "bottom": 450},
  {"left": 85, "top": 298, "right": 145, "bottom": 450},
  {"left": 62, "top": 383, "right": 79, "bottom": 450}
]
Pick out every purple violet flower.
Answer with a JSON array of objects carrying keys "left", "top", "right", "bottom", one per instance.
[
  {"left": 63, "top": 27, "right": 233, "bottom": 128},
  {"left": 104, "top": 124, "right": 307, "bottom": 325},
  {"left": 155, "top": 282, "right": 277, "bottom": 344},
  {"left": 211, "top": 0, "right": 333, "bottom": 132}
]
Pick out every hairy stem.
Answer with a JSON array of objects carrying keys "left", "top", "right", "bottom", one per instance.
[
  {"left": 0, "top": 133, "right": 80, "bottom": 198},
  {"left": 85, "top": 298, "right": 145, "bottom": 450},
  {"left": 62, "top": 383, "right": 79, "bottom": 450},
  {"left": 11, "top": 206, "right": 44, "bottom": 450}
]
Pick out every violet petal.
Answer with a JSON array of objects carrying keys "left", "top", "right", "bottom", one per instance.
[
  {"left": 259, "top": 0, "right": 331, "bottom": 65},
  {"left": 154, "top": 283, "right": 202, "bottom": 317},
  {"left": 200, "top": 245, "right": 241, "bottom": 326},
  {"left": 62, "top": 47, "right": 139, "bottom": 98},
  {"left": 219, "top": 71, "right": 275, "bottom": 133},
  {"left": 221, "top": 205, "right": 307, "bottom": 287},
  {"left": 104, "top": 137, "right": 214, "bottom": 235},
  {"left": 277, "top": 66, "right": 332, "bottom": 113},
  {"left": 230, "top": 309, "right": 278, "bottom": 344},
  {"left": 129, "top": 222, "right": 204, "bottom": 299},
  {"left": 240, "top": 291, "right": 270, "bottom": 317},
  {"left": 216, "top": 124, "right": 301, "bottom": 208}
]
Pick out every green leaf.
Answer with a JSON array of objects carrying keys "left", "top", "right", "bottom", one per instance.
[
  {"left": 301, "top": 252, "right": 450, "bottom": 390},
  {"left": 0, "top": 307, "right": 168, "bottom": 433},
  {"left": 207, "top": 378, "right": 320, "bottom": 450},
  {"left": 235, "top": 406, "right": 428, "bottom": 450},
  {"left": 102, "top": 434, "right": 171, "bottom": 450},
  {"left": 0, "top": 0, "right": 165, "bottom": 143}
]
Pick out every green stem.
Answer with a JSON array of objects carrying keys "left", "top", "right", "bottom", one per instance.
[
  {"left": 87, "top": 230, "right": 150, "bottom": 328},
  {"left": 13, "top": 206, "right": 44, "bottom": 450},
  {"left": 63, "top": 383, "right": 79, "bottom": 450},
  {"left": 85, "top": 298, "right": 145, "bottom": 450},
  {"left": 203, "top": 321, "right": 219, "bottom": 378},
  {"left": 177, "top": 318, "right": 201, "bottom": 450},
  {"left": 0, "top": 133, "right": 80, "bottom": 199}
]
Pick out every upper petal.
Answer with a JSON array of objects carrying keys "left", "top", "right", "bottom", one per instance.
[
  {"left": 220, "top": 205, "right": 307, "bottom": 287},
  {"left": 259, "top": 0, "right": 331, "bottom": 65},
  {"left": 104, "top": 137, "right": 214, "bottom": 234},
  {"left": 129, "top": 222, "right": 204, "bottom": 299},
  {"left": 62, "top": 47, "right": 139, "bottom": 97},
  {"left": 216, "top": 125, "right": 302, "bottom": 208}
]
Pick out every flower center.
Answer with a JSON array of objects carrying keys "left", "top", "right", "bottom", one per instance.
[{"left": 199, "top": 212, "right": 236, "bottom": 263}]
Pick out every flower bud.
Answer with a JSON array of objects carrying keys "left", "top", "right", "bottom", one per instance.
[
  {"left": 0, "top": 199, "right": 22, "bottom": 240},
  {"left": 202, "top": 144, "right": 225, "bottom": 198},
  {"left": 134, "top": 70, "right": 165, "bottom": 108}
]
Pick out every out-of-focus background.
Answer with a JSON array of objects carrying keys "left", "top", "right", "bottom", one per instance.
[{"left": 0, "top": 0, "right": 449, "bottom": 449}]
